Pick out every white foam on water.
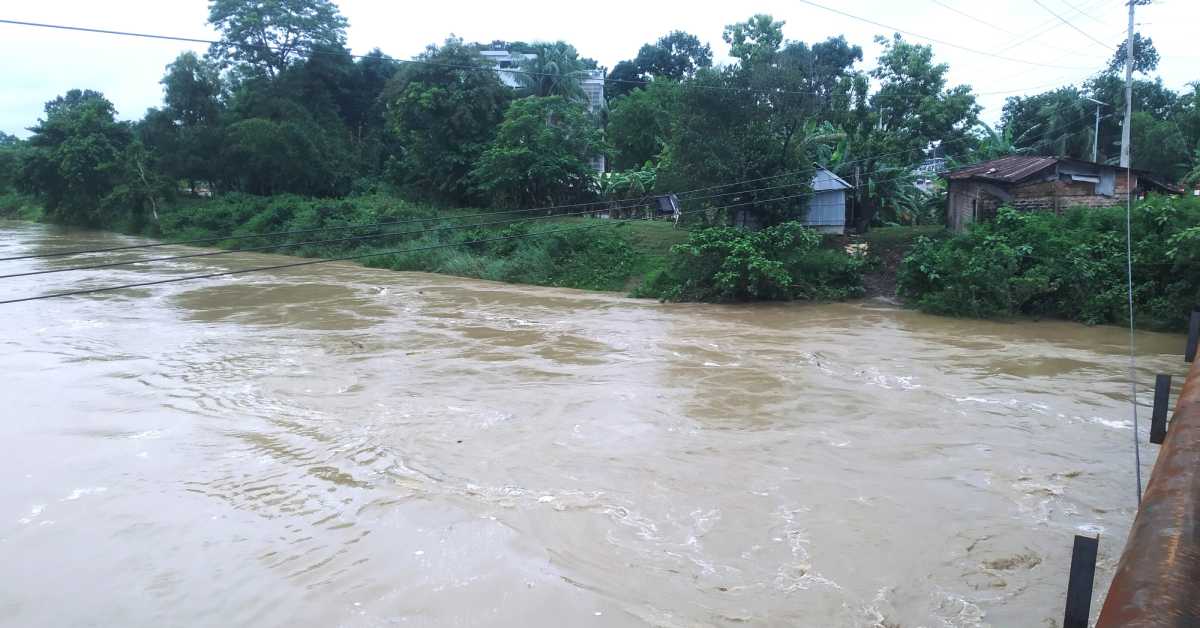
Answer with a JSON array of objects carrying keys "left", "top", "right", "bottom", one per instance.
[
  {"left": 1088, "top": 416, "right": 1132, "bottom": 430},
  {"left": 63, "top": 487, "right": 107, "bottom": 501}
]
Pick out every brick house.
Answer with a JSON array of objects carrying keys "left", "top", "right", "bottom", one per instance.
[{"left": 944, "top": 156, "right": 1179, "bottom": 232}]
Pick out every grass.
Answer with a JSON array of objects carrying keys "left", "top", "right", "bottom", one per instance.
[{"left": 863, "top": 225, "right": 947, "bottom": 248}]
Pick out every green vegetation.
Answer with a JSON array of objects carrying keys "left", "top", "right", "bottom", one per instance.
[
  {"left": 1, "top": 0, "right": 1197, "bottom": 316},
  {"left": 898, "top": 197, "right": 1200, "bottom": 330},
  {"left": 112, "top": 193, "right": 663, "bottom": 292},
  {"left": 470, "top": 96, "right": 607, "bottom": 207},
  {"left": 636, "top": 222, "right": 865, "bottom": 302}
]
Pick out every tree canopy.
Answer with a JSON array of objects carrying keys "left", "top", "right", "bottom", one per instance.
[
  {"left": 207, "top": 0, "right": 349, "bottom": 79},
  {"left": 471, "top": 96, "right": 607, "bottom": 207},
  {"left": 5, "top": 5, "right": 1198, "bottom": 234}
]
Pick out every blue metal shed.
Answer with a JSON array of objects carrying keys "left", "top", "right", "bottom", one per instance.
[{"left": 805, "top": 166, "right": 853, "bottom": 234}]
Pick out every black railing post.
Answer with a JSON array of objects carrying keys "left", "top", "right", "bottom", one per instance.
[
  {"left": 1151, "top": 373, "right": 1171, "bottom": 444},
  {"left": 1064, "top": 535, "right": 1099, "bottom": 628},
  {"left": 1186, "top": 310, "right": 1199, "bottom": 363}
]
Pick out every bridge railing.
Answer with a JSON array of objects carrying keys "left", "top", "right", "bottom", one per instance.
[{"left": 1096, "top": 344, "right": 1200, "bottom": 627}]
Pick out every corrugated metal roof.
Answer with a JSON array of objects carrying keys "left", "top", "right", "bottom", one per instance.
[
  {"left": 812, "top": 166, "right": 853, "bottom": 191},
  {"left": 946, "top": 156, "right": 1059, "bottom": 183}
]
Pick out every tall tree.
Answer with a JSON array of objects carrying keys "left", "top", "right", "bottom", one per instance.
[
  {"left": 1108, "top": 32, "right": 1159, "bottom": 74},
  {"left": 633, "top": 31, "right": 712, "bottom": 81},
  {"left": 140, "top": 52, "right": 226, "bottom": 191},
  {"left": 606, "top": 60, "right": 643, "bottom": 100},
  {"left": 657, "top": 67, "right": 814, "bottom": 227},
  {"left": 383, "top": 38, "right": 512, "bottom": 203},
  {"left": 471, "top": 96, "right": 607, "bottom": 207},
  {"left": 1000, "top": 87, "right": 1092, "bottom": 159},
  {"left": 722, "top": 14, "right": 785, "bottom": 69},
  {"left": 161, "top": 51, "right": 224, "bottom": 126},
  {"left": 842, "top": 35, "right": 978, "bottom": 227},
  {"left": 207, "top": 0, "right": 349, "bottom": 79},
  {"left": 18, "top": 90, "right": 141, "bottom": 224},
  {"left": 607, "top": 81, "right": 679, "bottom": 170}
]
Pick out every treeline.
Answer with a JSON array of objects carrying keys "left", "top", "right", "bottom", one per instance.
[{"left": 5, "top": 0, "right": 1193, "bottom": 233}]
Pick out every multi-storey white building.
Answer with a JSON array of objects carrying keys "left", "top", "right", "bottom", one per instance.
[{"left": 478, "top": 50, "right": 537, "bottom": 89}]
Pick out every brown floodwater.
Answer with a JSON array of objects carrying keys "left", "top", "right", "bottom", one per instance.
[{"left": 0, "top": 221, "right": 1186, "bottom": 627}]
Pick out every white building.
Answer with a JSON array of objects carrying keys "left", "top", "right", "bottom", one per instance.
[
  {"left": 478, "top": 50, "right": 536, "bottom": 88},
  {"left": 913, "top": 157, "right": 947, "bottom": 193}
]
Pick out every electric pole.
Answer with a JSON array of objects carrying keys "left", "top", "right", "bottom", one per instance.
[
  {"left": 1085, "top": 97, "right": 1107, "bottom": 163},
  {"left": 1119, "top": 1, "right": 1136, "bottom": 168}
]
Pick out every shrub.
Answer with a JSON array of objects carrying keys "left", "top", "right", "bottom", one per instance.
[
  {"left": 641, "top": 221, "right": 865, "bottom": 302},
  {"left": 898, "top": 197, "right": 1200, "bottom": 330}
]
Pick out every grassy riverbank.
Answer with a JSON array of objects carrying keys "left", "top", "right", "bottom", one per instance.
[
  {"left": 8, "top": 191, "right": 1196, "bottom": 330},
  {"left": 6, "top": 192, "right": 690, "bottom": 292}
]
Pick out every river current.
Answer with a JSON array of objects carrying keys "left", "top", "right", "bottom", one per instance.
[{"left": 0, "top": 221, "right": 1183, "bottom": 627}]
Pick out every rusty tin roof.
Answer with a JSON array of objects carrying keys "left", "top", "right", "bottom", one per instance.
[{"left": 945, "top": 156, "right": 1060, "bottom": 183}]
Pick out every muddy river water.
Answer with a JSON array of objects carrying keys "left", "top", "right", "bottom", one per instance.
[{"left": 0, "top": 221, "right": 1186, "bottom": 627}]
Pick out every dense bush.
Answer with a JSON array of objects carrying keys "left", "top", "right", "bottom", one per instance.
[
  {"left": 0, "top": 192, "right": 43, "bottom": 221},
  {"left": 637, "top": 221, "right": 865, "bottom": 302},
  {"left": 897, "top": 197, "right": 1200, "bottom": 330}
]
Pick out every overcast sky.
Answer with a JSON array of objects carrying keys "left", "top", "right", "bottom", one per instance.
[{"left": 1, "top": 0, "right": 1196, "bottom": 137}]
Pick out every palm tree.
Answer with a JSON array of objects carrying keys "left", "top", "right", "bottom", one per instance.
[{"left": 516, "top": 43, "right": 587, "bottom": 100}]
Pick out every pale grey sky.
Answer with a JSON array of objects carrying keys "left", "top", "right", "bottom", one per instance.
[{"left": 1, "top": 0, "right": 1196, "bottom": 137}]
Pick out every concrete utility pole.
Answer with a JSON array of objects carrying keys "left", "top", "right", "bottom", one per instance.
[
  {"left": 1085, "top": 97, "right": 1107, "bottom": 163},
  {"left": 1119, "top": 0, "right": 1136, "bottom": 168}
]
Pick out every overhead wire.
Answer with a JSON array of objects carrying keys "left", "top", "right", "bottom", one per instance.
[
  {"left": 2, "top": 111, "right": 1116, "bottom": 283},
  {"left": 1030, "top": 0, "right": 1115, "bottom": 49},
  {"left": 991, "top": 0, "right": 1115, "bottom": 55},
  {"left": 1057, "top": 0, "right": 1116, "bottom": 26},
  {"left": 926, "top": 0, "right": 1111, "bottom": 60},
  {"left": 792, "top": 0, "right": 1098, "bottom": 69},
  {"left": 0, "top": 98, "right": 1116, "bottom": 270},
  {"left": 0, "top": 9, "right": 1114, "bottom": 102},
  {"left": 0, "top": 18, "right": 856, "bottom": 99}
]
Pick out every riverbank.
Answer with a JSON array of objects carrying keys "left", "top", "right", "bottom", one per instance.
[
  {"left": 1, "top": 192, "right": 689, "bottom": 292},
  {"left": 0, "top": 192, "right": 867, "bottom": 301}
]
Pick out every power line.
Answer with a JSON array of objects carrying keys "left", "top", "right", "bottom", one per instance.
[
  {"left": 679, "top": 104, "right": 1110, "bottom": 198},
  {"left": 793, "top": 0, "right": 1098, "bottom": 69},
  {"left": 0, "top": 18, "right": 844, "bottom": 99},
  {"left": 1056, "top": 0, "right": 1114, "bottom": 26},
  {"left": 2, "top": 167, "right": 822, "bottom": 263},
  {"left": 928, "top": 0, "right": 1113, "bottom": 60},
  {"left": 931, "top": 0, "right": 1108, "bottom": 60},
  {"left": 991, "top": 0, "right": 1113, "bottom": 55},
  {"left": 929, "top": 0, "right": 1016, "bottom": 34},
  {"left": 1031, "top": 0, "right": 1114, "bottom": 49},
  {"left": 0, "top": 113, "right": 1127, "bottom": 305},
  {"left": 0, "top": 78, "right": 1114, "bottom": 270}
]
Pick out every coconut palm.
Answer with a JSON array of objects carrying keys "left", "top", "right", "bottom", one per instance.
[{"left": 516, "top": 42, "right": 588, "bottom": 100}]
